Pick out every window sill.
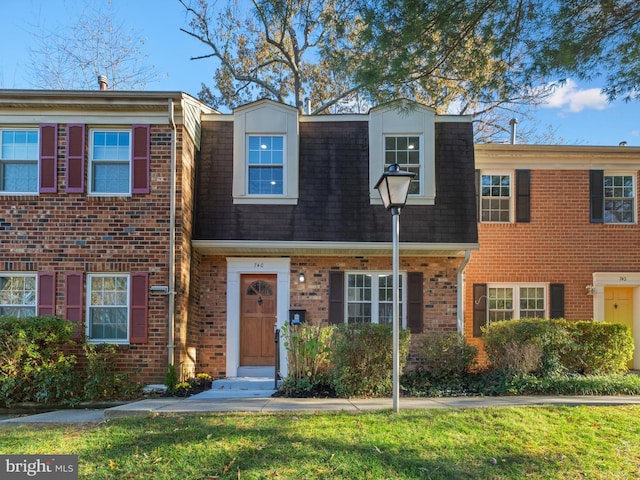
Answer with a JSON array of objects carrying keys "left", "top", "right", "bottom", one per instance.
[{"left": 233, "top": 196, "right": 298, "bottom": 205}]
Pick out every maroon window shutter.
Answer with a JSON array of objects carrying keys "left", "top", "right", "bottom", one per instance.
[
  {"left": 64, "top": 272, "right": 84, "bottom": 340},
  {"left": 37, "top": 271, "right": 56, "bottom": 316},
  {"left": 328, "top": 271, "right": 344, "bottom": 325},
  {"left": 39, "top": 124, "right": 57, "bottom": 193},
  {"left": 131, "top": 125, "right": 150, "bottom": 194},
  {"left": 473, "top": 283, "right": 487, "bottom": 337},
  {"left": 66, "top": 124, "right": 85, "bottom": 193},
  {"left": 407, "top": 272, "right": 423, "bottom": 333},
  {"left": 130, "top": 272, "right": 149, "bottom": 343}
]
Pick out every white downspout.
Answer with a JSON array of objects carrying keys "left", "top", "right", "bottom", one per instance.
[
  {"left": 457, "top": 250, "right": 473, "bottom": 333},
  {"left": 167, "top": 99, "right": 177, "bottom": 366}
]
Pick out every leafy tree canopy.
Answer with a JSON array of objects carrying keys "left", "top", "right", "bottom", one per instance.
[{"left": 181, "top": 0, "right": 639, "bottom": 142}]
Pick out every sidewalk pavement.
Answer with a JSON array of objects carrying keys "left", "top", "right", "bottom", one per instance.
[{"left": 2, "top": 394, "right": 640, "bottom": 425}]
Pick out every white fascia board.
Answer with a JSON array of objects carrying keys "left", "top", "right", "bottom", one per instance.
[{"left": 192, "top": 239, "right": 479, "bottom": 256}]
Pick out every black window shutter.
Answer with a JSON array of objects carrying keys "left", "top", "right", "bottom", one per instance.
[
  {"left": 473, "top": 283, "right": 487, "bottom": 337},
  {"left": 590, "top": 170, "right": 604, "bottom": 223},
  {"left": 328, "top": 271, "right": 344, "bottom": 325},
  {"left": 407, "top": 272, "right": 423, "bottom": 333},
  {"left": 475, "top": 169, "right": 481, "bottom": 221},
  {"left": 515, "top": 169, "right": 531, "bottom": 223},
  {"left": 549, "top": 283, "right": 565, "bottom": 319}
]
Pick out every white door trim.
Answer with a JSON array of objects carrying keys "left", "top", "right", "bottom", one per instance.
[
  {"left": 592, "top": 272, "right": 640, "bottom": 369},
  {"left": 226, "top": 257, "right": 290, "bottom": 378}
]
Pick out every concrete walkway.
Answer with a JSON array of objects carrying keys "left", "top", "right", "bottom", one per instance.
[{"left": 2, "top": 394, "right": 640, "bottom": 425}]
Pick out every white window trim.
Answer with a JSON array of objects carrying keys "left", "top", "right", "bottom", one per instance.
[
  {"left": 383, "top": 134, "right": 424, "bottom": 196},
  {"left": 487, "top": 283, "right": 547, "bottom": 322},
  {"left": 86, "top": 273, "right": 130, "bottom": 344},
  {"left": 232, "top": 100, "right": 299, "bottom": 205},
  {"left": 369, "top": 104, "right": 436, "bottom": 205},
  {"left": 0, "top": 272, "right": 37, "bottom": 317},
  {"left": 0, "top": 127, "right": 39, "bottom": 195},
  {"left": 480, "top": 170, "right": 514, "bottom": 224},
  {"left": 245, "top": 134, "right": 287, "bottom": 196},
  {"left": 603, "top": 171, "right": 637, "bottom": 224},
  {"left": 88, "top": 128, "right": 132, "bottom": 197},
  {"left": 345, "top": 271, "right": 407, "bottom": 327}
]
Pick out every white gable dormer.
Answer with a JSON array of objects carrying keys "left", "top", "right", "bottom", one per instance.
[
  {"left": 369, "top": 102, "right": 436, "bottom": 205},
  {"left": 233, "top": 99, "right": 299, "bottom": 204}
]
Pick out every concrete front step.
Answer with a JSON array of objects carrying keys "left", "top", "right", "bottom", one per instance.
[
  {"left": 191, "top": 376, "right": 280, "bottom": 399},
  {"left": 237, "top": 366, "right": 277, "bottom": 377}
]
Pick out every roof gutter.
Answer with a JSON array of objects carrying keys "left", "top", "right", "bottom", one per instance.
[{"left": 167, "top": 99, "right": 177, "bottom": 366}]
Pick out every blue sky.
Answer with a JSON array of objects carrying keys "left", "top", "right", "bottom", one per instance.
[{"left": 1, "top": 0, "right": 638, "bottom": 146}]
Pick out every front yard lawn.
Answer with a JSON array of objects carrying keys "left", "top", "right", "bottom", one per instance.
[{"left": 2, "top": 405, "right": 640, "bottom": 479}]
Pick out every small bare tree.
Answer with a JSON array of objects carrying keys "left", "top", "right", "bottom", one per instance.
[{"left": 27, "top": 1, "right": 159, "bottom": 90}]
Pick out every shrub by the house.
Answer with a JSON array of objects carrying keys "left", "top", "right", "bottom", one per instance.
[
  {"left": 483, "top": 318, "right": 633, "bottom": 376},
  {"left": 280, "top": 324, "right": 334, "bottom": 396},
  {"left": 559, "top": 321, "right": 634, "bottom": 375},
  {"left": 331, "top": 323, "right": 410, "bottom": 398},
  {"left": 0, "top": 315, "right": 141, "bottom": 406}
]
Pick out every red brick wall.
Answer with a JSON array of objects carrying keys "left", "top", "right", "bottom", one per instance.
[
  {"left": 0, "top": 124, "right": 180, "bottom": 384},
  {"left": 464, "top": 169, "right": 640, "bottom": 358},
  {"left": 194, "top": 255, "right": 463, "bottom": 378}
]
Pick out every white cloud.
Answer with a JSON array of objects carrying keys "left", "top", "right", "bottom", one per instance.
[{"left": 542, "top": 79, "right": 609, "bottom": 112}]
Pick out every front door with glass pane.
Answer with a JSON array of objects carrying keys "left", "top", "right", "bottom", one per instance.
[{"left": 240, "top": 275, "right": 277, "bottom": 366}]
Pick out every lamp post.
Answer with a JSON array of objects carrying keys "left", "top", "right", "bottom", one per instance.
[{"left": 374, "top": 163, "right": 416, "bottom": 413}]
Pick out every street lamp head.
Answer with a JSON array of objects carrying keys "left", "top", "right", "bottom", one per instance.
[{"left": 374, "top": 163, "right": 416, "bottom": 210}]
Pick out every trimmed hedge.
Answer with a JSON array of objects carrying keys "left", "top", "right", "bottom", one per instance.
[
  {"left": 483, "top": 318, "right": 633, "bottom": 376},
  {"left": 331, "top": 323, "right": 410, "bottom": 398},
  {"left": 561, "top": 321, "right": 634, "bottom": 375},
  {"left": 415, "top": 332, "right": 477, "bottom": 381}
]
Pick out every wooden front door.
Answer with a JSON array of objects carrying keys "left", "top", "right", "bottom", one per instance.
[{"left": 240, "top": 274, "right": 277, "bottom": 366}]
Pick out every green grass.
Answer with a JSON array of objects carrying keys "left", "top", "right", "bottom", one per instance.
[{"left": 2, "top": 406, "right": 640, "bottom": 479}]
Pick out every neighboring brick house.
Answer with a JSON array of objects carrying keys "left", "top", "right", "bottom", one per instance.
[
  {"left": 466, "top": 143, "right": 640, "bottom": 368},
  {"left": 0, "top": 90, "right": 214, "bottom": 384},
  {"left": 191, "top": 99, "right": 478, "bottom": 378}
]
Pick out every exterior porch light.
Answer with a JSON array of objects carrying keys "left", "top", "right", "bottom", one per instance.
[{"left": 374, "top": 163, "right": 416, "bottom": 413}]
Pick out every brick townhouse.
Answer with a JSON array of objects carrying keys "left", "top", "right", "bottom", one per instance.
[
  {"left": 466, "top": 143, "right": 640, "bottom": 368},
  {"left": 1, "top": 91, "right": 479, "bottom": 382},
  {"left": 191, "top": 99, "right": 478, "bottom": 378},
  {"left": 0, "top": 90, "right": 214, "bottom": 383}
]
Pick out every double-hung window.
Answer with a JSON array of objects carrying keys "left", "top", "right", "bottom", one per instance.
[
  {"left": 481, "top": 173, "right": 512, "bottom": 222},
  {"left": 0, "top": 274, "right": 36, "bottom": 317},
  {"left": 604, "top": 174, "right": 635, "bottom": 223},
  {"left": 90, "top": 130, "right": 131, "bottom": 195},
  {"left": 0, "top": 129, "right": 38, "bottom": 193},
  {"left": 87, "top": 274, "right": 129, "bottom": 342},
  {"left": 487, "top": 284, "right": 545, "bottom": 323},
  {"left": 247, "top": 135, "right": 284, "bottom": 195},
  {"left": 384, "top": 135, "right": 421, "bottom": 195},
  {"left": 346, "top": 272, "right": 405, "bottom": 325}
]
